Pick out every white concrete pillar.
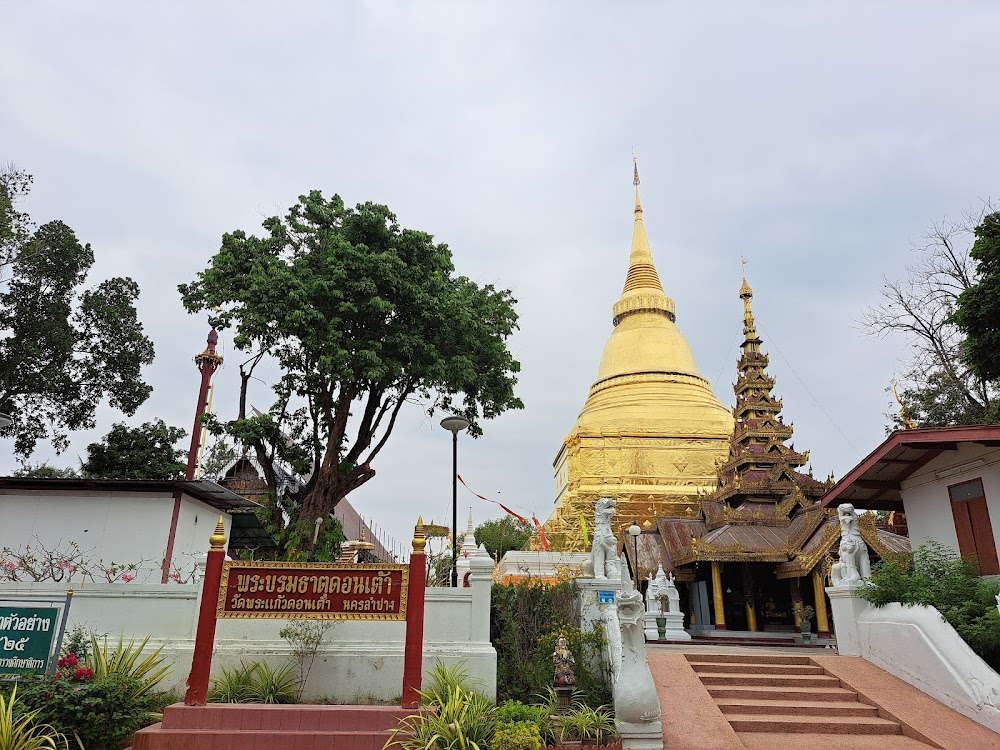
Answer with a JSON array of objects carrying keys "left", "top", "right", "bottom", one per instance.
[
  {"left": 468, "top": 544, "right": 495, "bottom": 644},
  {"left": 825, "top": 583, "right": 870, "bottom": 656}
]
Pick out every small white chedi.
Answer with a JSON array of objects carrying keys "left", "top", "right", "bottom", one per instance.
[
  {"left": 830, "top": 503, "right": 872, "bottom": 587},
  {"left": 643, "top": 564, "right": 690, "bottom": 641}
]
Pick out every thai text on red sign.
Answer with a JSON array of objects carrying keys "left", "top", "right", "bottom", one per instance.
[{"left": 216, "top": 562, "right": 408, "bottom": 620}]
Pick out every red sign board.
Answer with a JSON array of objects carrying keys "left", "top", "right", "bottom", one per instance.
[{"left": 216, "top": 561, "right": 408, "bottom": 620}]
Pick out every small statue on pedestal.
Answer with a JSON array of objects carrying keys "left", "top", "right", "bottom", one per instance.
[{"left": 553, "top": 633, "right": 576, "bottom": 713}]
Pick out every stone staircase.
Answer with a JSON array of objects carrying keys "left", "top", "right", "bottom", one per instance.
[{"left": 685, "top": 653, "right": 930, "bottom": 742}]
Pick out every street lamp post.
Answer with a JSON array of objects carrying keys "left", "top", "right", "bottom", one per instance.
[
  {"left": 440, "top": 415, "right": 470, "bottom": 587},
  {"left": 628, "top": 520, "right": 641, "bottom": 592}
]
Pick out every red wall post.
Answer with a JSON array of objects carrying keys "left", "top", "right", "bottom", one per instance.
[
  {"left": 183, "top": 516, "right": 227, "bottom": 706},
  {"left": 401, "top": 517, "right": 428, "bottom": 709}
]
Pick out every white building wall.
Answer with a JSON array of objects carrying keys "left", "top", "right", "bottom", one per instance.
[
  {"left": 0, "top": 551, "right": 497, "bottom": 703},
  {"left": 0, "top": 490, "right": 231, "bottom": 584},
  {"left": 899, "top": 444, "right": 1000, "bottom": 555}
]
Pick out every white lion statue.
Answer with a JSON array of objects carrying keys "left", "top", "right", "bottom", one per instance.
[
  {"left": 831, "top": 503, "right": 872, "bottom": 586},
  {"left": 583, "top": 497, "right": 621, "bottom": 580}
]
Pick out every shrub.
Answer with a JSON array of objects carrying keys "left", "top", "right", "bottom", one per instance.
[
  {"left": 16, "top": 673, "right": 153, "bottom": 750},
  {"left": 491, "top": 580, "right": 609, "bottom": 707},
  {"left": 385, "top": 685, "right": 496, "bottom": 750},
  {"left": 85, "top": 634, "right": 171, "bottom": 703},
  {"left": 279, "top": 620, "right": 334, "bottom": 701},
  {"left": 0, "top": 686, "right": 67, "bottom": 750},
  {"left": 493, "top": 720, "right": 541, "bottom": 750},
  {"left": 860, "top": 541, "right": 1000, "bottom": 671},
  {"left": 208, "top": 661, "right": 298, "bottom": 704}
]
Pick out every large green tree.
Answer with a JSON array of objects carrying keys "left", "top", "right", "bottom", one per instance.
[
  {"left": 862, "top": 204, "right": 999, "bottom": 428},
  {"left": 179, "top": 191, "right": 523, "bottom": 553},
  {"left": 0, "top": 166, "right": 155, "bottom": 456},
  {"left": 953, "top": 212, "right": 1000, "bottom": 385},
  {"left": 474, "top": 516, "right": 534, "bottom": 561},
  {"left": 81, "top": 419, "right": 187, "bottom": 479}
]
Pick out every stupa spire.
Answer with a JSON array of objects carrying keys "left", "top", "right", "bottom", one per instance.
[
  {"left": 622, "top": 157, "right": 663, "bottom": 296},
  {"left": 739, "top": 276, "right": 758, "bottom": 345}
]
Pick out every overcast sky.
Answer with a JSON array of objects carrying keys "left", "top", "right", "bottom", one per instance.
[{"left": 3, "top": 3, "right": 999, "bottom": 554}]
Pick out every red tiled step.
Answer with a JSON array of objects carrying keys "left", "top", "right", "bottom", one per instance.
[
  {"left": 739, "top": 732, "right": 936, "bottom": 750},
  {"left": 716, "top": 699, "right": 879, "bottom": 717},
  {"left": 133, "top": 727, "right": 391, "bottom": 750},
  {"left": 726, "top": 714, "right": 902, "bottom": 735},
  {"left": 697, "top": 672, "right": 840, "bottom": 688},
  {"left": 684, "top": 653, "right": 814, "bottom": 665},
  {"left": 158, "top": 703, "right": 412, "bottom": 731},
  {"left": 706, "top": 685, "right": 859, "bottom": 702},
  {"left": 689, "top": 661, "right": 825, "bottom": 675}
]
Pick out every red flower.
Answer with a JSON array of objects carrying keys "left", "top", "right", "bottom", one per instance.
[
  {"left": 73, "top": 667, "right": 95, "bottom": 680},
  {"left": 58, "top": 653, "right": 79, "bottom": 669}
]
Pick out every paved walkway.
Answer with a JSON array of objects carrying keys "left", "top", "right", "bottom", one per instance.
[{"left": 647, "top": 645, "right": 1000, "bottom": 750}]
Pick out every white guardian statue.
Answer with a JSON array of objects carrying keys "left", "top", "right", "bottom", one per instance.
[
  {"left": 831, "top": 503, "right": 872, "bottom": 586},
  {"left": 583, "top": 497, "right": 621, "bottom": 580}
]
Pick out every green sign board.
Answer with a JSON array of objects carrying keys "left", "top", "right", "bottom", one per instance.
[{"left": 0, "top": 607, "right": 58, "bottom": 676}]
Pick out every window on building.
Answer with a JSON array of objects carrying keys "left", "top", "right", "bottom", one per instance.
[{"left": 947, "top": 478, "right": 1000, "bottom": 575}]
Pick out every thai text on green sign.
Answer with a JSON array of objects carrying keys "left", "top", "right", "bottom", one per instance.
[{"left": 0, "top": 607, "right": 58, "bottom": 676}]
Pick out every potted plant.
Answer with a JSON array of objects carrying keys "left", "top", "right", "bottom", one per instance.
[
  {"left": 654, "top": 593, "right": 670, "bottom": 640},
  {"left": 796, "top": 604, "right": 815, "bottom": 645},
  {"left": 552, "top": 703, "right": 617, "bottom": 748}
]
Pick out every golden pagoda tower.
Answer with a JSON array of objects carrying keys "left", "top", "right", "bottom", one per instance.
[{"left": 543, "top": 164, "right": 734, "bottom": 551}]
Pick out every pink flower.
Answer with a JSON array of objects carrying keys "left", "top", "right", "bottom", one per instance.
[
  {"left": 169, "top": 572, "right": 181, "bottom": 581},
  {"left": 73, "top": 687, "right": 81, "bottom": 692},
  {"left": 6, "top": 562, "right": 13, "bottom": 571},
  {"left": 121, "top": 574, "right": 134, "bottom": 582},
  {"left": 58, "top": 654, "right": 79, "bottom": 669},
  {"left": 72, "top": 667, "right": 95, "bottom": 680}
]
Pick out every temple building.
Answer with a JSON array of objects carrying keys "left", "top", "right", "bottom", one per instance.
[
  {"left": 542, "top": 166, "right": 734, "bottom": 550},
  {"left": 629, "top": 279, "right": 909, "bottom": 635}
]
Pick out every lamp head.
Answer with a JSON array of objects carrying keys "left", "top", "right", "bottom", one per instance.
[
  {"left": 0, "top": 413, "right": 11, "bottom": 429},
  {"left": 628, "top": 520, "right": 641, "bottom": 538},
  {"left": 440, "top": 415, "right": 471, "bottom": 434}
]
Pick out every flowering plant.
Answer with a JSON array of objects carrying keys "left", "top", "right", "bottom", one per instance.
[{"left": 654, "top": 592, "right": 671, "bottom": 614}]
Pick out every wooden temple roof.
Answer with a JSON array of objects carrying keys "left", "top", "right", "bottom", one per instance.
[{"left": 820, "top": 425, "right": 1000, "bottom": 512}]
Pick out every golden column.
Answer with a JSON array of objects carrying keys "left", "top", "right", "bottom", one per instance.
[
  {"left": 744, "top": 602, "right": 758, "bottom": 632},
  {"left": 711, "top": 561, "right": 726, "bottom": 629},
  {"left": 812, "top": 570, "right": 831, "bottom": 636}
]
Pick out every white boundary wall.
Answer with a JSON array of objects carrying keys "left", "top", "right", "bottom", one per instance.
[{"left": 0, "top": 549, "right": 496, "bottom": 703}]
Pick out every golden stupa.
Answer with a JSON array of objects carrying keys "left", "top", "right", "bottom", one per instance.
[{"left": 543, "top": 164, "right": 734, "bottom": 551}]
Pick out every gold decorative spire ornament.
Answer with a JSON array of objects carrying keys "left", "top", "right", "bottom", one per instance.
[
  {"left": 209, "top": 516, "right": 227, "bottom": 549},
  {"left": 412, "top": 516, "right": 427, "bottom": 553},
  {"left": 543, "top": 166, "right": 734, "bottom": 550},
  {"left": 892, "top": 383, "right": 917, "bottom": 430}
]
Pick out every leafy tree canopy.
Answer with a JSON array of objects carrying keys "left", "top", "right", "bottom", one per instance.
[
  {"left": 863, "top": 203, "right": 999, "bottom": 429},
  {"left": 179, "top": 191, "right": 523, "bottom": 554},
  {"left": 0, "top": 166, "right": 155, "bottom": 457},
  {"left": 81, "top": 419, "right": 187, "bottom": 480},
  {"left": 13, "top": 462, "right": 78, "bottom": 478},
  {"left": 953, "top": 211, "right": 1000, "bottom": 384},
  {"left": 474, "top": 516, "right": 534, "bottom": 560}
]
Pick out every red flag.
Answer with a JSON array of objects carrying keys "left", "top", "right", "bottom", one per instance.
[
  {"left": 532, "top": 516, "right": 551, "bottom": 551},
  {"left": 457, "top": 474, "right": 529, "bottom": 524}
]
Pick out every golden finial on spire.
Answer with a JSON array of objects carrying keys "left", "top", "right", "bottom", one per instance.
[
  {"left": 209, "top": 516, "right": 227, "bottom": 549},
  {"left": 633, "top": 154, "right": 640, "bottom": 187},
  {"left": 739, "top": 275, "right": 757, "bottom": 341},
  {"left": 892, "top": 383, "right": 917, "bottom": 430},
  {"left": 412, "top": 516, "right": 427, "bottom": 553}
]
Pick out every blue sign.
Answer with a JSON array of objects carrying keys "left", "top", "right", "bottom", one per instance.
[{"left": 597, "top": 590, "right": 616, "bottom": 604}]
